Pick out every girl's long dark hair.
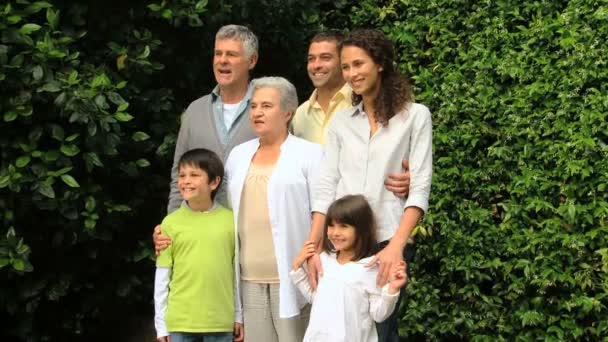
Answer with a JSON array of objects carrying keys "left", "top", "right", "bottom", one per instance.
[
  {"left": 342, "top": 29, "right": 414, "bottom": 125},
  {"left": 322, "top": 195, "right": 377, "bottom": 261}
]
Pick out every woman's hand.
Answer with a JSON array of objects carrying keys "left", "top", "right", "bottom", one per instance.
[
  {"left": 234, "top": 322, "right": 244, "bottom": 342},
  {"left": 306, "top": 252, "right": 323, "bottom": 290},
  {"left": 388, "top": 261, "right": 408, "bottom": 294},
  {"left": 153, "top": 225, "right": 172, "bottom": 256},
  {"left": 365, "top": 241, "right": 404, "bottom": 287},
  {"left": 157, "top": 336, "right": 170, "bottom": 342},
  {"left": 293, "top": 241, "right": 316, "bottom": 270}
]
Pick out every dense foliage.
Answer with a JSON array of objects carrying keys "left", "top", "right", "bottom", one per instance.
[
  {"left": 0, "top": 0, "right": 324, "bottom": 339},
  {"left": 346, "top": 0, "right": 608, "bottom": 339},
  {"left": 1, "top": 0, "right": 606, "bottom": 340}
]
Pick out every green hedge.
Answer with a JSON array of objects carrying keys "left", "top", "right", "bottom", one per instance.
[
  {"left": 0, "top": 0, "right": 323, "bottom": 339},
  {"left": 1, "top": 0, "right": 607, "bottom": 340},
  {"left": 344, "top": 0, "right": 608, "bottom": 339}
]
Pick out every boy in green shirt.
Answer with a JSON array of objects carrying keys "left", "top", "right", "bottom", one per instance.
[{"left": 154, "top": 148, "right": 243, "bottom": 342}]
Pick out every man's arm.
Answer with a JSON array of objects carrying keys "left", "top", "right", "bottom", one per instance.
[
  {"left": 167, "top": 110, "right": 191, "bottom": 214},
  {"left": 384, "top": 159, "right": 411, "bottom": 198}
]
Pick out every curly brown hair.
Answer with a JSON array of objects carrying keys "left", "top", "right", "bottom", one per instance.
[{"left": 341, "top": 29, "right": 414, "bottom": 125}]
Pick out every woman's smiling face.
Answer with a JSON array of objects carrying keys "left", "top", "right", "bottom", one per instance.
[{"left": 340, "top": 45, "right": 382, "bottom": 98}]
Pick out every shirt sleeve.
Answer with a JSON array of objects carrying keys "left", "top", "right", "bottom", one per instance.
[
  {"left": 305, "top": 144, "right": 323, "bottom": 212},
  {"left": 154, "top": 267, "right": 172, "bottom": 338},
  {"left": 167, "top": 109, "right": 192, "bottom": 214},
  {"left": 368, "top": 283, "right": 400, "bottom": 323},
  {"left": 224, "top": 150, "right": 235, "bottom": 210},
  {"left": 404, "top": 105, "right": 433, "bottom": 213},
  {"left": 312, "top": 119, "right": 342, "bottom": 214},
  {"left": 289, "top": 267, "right": 316, "bottom": 303},
  {"left": 233, "top": 259, "right": 243, "bottom": 323}
]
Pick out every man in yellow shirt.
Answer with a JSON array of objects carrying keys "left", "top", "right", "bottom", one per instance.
[
  {"left": 292, "top": 31, "right": 351, "bottom": 145},
  {"left": 292, "top": 31, "right": 410, "bottom": 196}
]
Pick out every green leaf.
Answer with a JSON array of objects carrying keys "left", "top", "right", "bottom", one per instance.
[
  {"left": 132, "top": 131, "right": 150, "bottom": 141},
  {"left": 107, "top": 204, "right": 131, "bottom": 213},
  {"left": 67, "top": 70, "right": 79, "bottom": 85},
  {"left": 136, "top": 159, "right": 150, "bottom": 167},
  {"left": 0, "top": 175, "right": 10, "bottom": 188},
  {"left": 42, "top": 150, "right": 60, "bottom": 161},
  {"left": 117, "top": 102, "right": 129, "bottom": 112},
  {"left": 16, "top": 156, "right": 31, "bottom": 168},
  {"left": 161, "top": 9, "right": 173, "bottom": 19},
  {"left": 91, "top": 73, "right": 111, "bottom": 88},
  {"left": 47, "top": 166, "right": 73, "bottom": 177},
  {"left": 84, "top": 152, "right": 103, "bottom": 167},
  {"left": 25, "top": 1, "right": 52, "bottom": 14},
  {"left": 107, "top": 92, "right": 125, "bottom": 105},
  {"left": 54, "top": 92, "right": 67, "bottom": 106},
  {"left": 94, "top": 94, "right": 109, "bottom": 109},
  {"left": 20, "top": 23, "right": 42, "bottom": 35},
  {"left": 147, "top": 3, "right": 162, "bottom": 11},
  {"left": 138, "top": 45, "right": 150, "bottom": 59},
  {"left": 65, "top": 133, "right": 79, "bottom": 142},
  {"left": 114, "top": 112, "right": 133, "bottom": 122},
  {"left": 84, "top": 219, "right": 96, "bottom": 231},
  {"left": 38, "top": 183, "right": 55, "bottom": 198},
  {"left": 4, "top": 111, "right": 17, "bottom": 122},
  {"left": 32, "top": 65, "right": 43, "bottom": 80},
  {"left": 12, "top": 258, "right": 25, "bottom": 271},
  {"left": 60, "top": 174, "right": 79, "bottom": 188},
  {"left": 50, "top": 124, "right": 65, "bottom": 141},
  {"left": 46, "top": 8, "right": 59, "bottom": 30},
  {"left": 40, "top": 81, "right": 61, "bottom": 92},
  {"left": 0, "top": 258, "right": 9, "bottom": 268},
  {"left": 195, "top": 0, "right": 208, "bottom": 11},
  {"left": 60, "top": 144, "right": 80, "bottom": 157},
  {"left": 85, "top": 197, "right": 96, "bottom": 212},
  {"left": 7, "top": 15, "right": 22, "bottom": 24},
  {"left": 10, "top": 54, "right": 24, "bottom": 67}
]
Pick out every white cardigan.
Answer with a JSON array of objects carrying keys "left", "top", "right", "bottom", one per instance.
[{"left": 225, "top": 134, "right": 322, "bottom": 319}]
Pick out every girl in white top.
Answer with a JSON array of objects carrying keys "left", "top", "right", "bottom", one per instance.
[{"left": 291, "top": 195, "right": 407, "bottom": 342}]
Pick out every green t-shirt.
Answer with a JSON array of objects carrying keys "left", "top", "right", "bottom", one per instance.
[{"left": 157, "top": 204, "right": 235, "bottom": 333}]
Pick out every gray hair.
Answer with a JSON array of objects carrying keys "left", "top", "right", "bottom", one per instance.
[
  {"left": 251, "top": 77, "right": 299, "bottom": 114},
  {"left": 216, "top": 25, "right": 258, "bottom": 59}
]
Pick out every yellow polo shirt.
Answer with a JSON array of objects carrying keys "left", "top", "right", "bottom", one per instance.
[{"left": 292, "top": 84, "right": 352, "bottom": 145}]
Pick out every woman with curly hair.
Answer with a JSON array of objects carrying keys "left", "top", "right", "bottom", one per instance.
[{"left": 306, "top": 28, "right": 433, "bottom": 342}]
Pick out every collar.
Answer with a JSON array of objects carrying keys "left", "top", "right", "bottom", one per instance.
[
  {"left": 351, "top": 101, "right": 365, "bottom": 117},
  {"left": 252, "top": 133, "right": 295, "bottom": 152},
  {"left": 211, "top": 83, "right": 254, "bottom": 103},
  {"left": 307, "top": 83, "right": 352, "bottom": 111},
  {"left": 181, "top": 200, "right": 218, "bottom": 213}
]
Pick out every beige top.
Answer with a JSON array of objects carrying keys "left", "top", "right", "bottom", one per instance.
[{"left": 238, "top": 162, "right": 280, "bottom": 283}]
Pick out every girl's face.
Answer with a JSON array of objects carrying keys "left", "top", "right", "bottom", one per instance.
[
  {"left": 340, "top": 45, "right": 382, "bottom": 99},
  {"left": 327, "top": 220, "right": 357, "bottom": 254}
]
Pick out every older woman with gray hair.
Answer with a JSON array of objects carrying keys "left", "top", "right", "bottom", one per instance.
[{"left": 225, "top": 76, "right": 321, "bottom": 342}]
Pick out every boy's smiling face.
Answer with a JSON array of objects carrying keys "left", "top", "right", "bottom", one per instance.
[{"left": 177, "top": 164, "right": 219, "bottom": 203}]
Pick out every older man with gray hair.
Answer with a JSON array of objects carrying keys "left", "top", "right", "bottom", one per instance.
[{"left": 167, "top": 24, "right": 259, "bottom": 212}]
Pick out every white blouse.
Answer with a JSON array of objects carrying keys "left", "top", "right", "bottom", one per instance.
[
  {"left": 290, "top": 252, "right": 399, "bottom": 342},
  {"left": 225, "top": 134, "right": 322, "bottom": 319}
]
